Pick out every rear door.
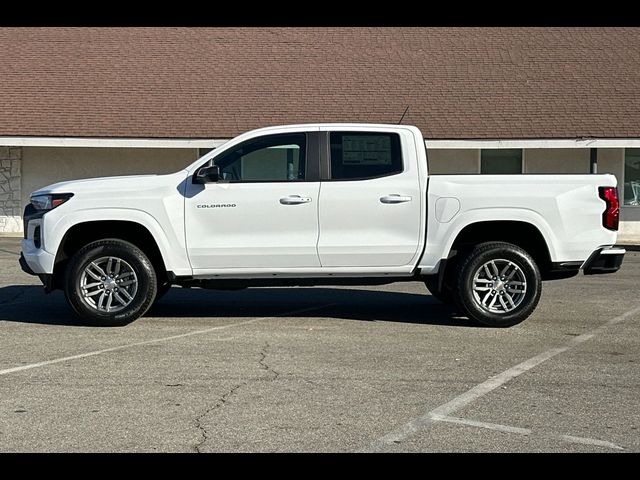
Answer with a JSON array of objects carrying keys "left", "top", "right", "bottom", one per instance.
[{"left": 317, "top": 127, "right": 423, "bottom": 267}]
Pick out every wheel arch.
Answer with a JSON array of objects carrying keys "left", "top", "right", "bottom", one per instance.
[
  {"left": 51, "top": 220, "right": 169, "bottom": 290},
  {"left": 450, "top": 220, "right": 552, "bottom": 273}
]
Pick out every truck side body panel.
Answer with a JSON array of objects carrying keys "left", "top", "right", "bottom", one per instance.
[
  {"left": 419, "top": 174, "right": 618, "bottom": 273},
  {"left": 22, "top": 171, "right": 192, "bottom": 276}
]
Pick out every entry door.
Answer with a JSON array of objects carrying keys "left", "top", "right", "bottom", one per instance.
[
  {"left": 184, "top": 132, "right": 321, "bottom": 271},
  {"left": 317, "top": 130, "right": 422, "bottom": 267}
]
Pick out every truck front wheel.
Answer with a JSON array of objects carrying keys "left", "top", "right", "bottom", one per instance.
[
  {"left": 64, "top": 239, "right": 158, "bottom": 326},
  {"left": 453, "top": 242, "right": 542, "bottom": 327}
]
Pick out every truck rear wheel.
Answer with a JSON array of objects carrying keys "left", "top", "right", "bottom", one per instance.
[
  {"left": 64, "top": 239, "right": 158, "bottom": 326},
  {"left": 453, "top": 242, "right": 542, "bottom": 327}
]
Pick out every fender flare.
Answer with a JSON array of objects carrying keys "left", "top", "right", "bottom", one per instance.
[
  {"left": 46, "top": 208, "right": 182, "bottom": 273},
  {"left": 419, "top": 208, "right": 559, "bottom": 272}
]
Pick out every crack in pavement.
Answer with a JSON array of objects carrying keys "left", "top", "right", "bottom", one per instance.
[
  {"left": 258, "top": 342, "right": 280, "bottom": 381},
  {"left": 193, "top": 381, "right": 248, "bottom": 453},
  {"left": 192, "top": 342, "right": 281, "bottom": 453}
]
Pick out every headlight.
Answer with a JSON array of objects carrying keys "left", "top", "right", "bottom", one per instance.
[{"left": 30, "top": 193, "right": 74, "bottom": 211}]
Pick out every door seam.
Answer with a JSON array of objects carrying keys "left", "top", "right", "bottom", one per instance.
[{"left": 315, "top": 181, "right": 323, "bottom": 267}]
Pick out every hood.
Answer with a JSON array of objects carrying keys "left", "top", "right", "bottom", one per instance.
[{"left": 30, "top": 172, "right": 186, "bottom": 197}]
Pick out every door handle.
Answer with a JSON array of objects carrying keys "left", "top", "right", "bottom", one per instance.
[
  {"left": 280, "top": 195, "right": 312, "bottom": 205},
  {"left": 380, "top": 194, "right": 412, "bottom": 204}
]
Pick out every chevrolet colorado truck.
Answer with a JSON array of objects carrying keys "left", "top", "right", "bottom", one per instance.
[{"left": 19, "top": 124, "right": 625, "bottom": 327}]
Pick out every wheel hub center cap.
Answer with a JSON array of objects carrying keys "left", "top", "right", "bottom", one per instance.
[
  {"left": 493, "top": 279, "right": 505, "bottom": 291},
  {"left": 103, "top": 277, "right": 117, "bottom": 291}
]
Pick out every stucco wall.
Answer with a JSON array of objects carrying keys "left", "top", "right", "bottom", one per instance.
[
  {"left": 428, "top": 148, "right": 604, "bottom": 176},
  {"left": 524, "top": 148, "right": 590, "bottom": 174},
  {"left": 595, "top": 148, "right": 624, "bottom": 180},
  {"left": 427, "top": 149, "right": 479, "bottom": 174},
  {"left": 21, "top": 147, "right": 199, "bottom": 208}
]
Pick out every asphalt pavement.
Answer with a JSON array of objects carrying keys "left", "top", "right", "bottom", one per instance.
[{"left": 0, "top": 237, "right": 638, "bottom": 452}]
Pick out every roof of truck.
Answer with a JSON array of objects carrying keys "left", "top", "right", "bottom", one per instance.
[{"left": 0, "top": 28, "right": 639, "bottom": 140}]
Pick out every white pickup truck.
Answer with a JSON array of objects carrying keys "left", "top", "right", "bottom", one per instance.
[{"left": 19, "top": 124, "right": 625, "bottom": 327}]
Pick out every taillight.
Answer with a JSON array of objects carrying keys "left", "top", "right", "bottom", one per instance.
[{"left": 598, "top": 186, "right": 619, "bottom": 231}]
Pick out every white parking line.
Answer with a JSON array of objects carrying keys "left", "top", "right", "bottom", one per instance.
[
  {"left": 436, "top": 415, "right": 623, "bottom": 450},
  {"left": 0, "top": 303, "right": 337, "bottom": 377},
  {"left": 359, "top": 304, "right": 640, "bottom": 452},
  {"left": 435, "top": 415, "right": 532, "bottom": 435},
  {"left": 560, "top": 434, "right": 624, "bottom": 451}
]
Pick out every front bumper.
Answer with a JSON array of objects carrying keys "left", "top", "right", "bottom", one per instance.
[
  {"left": 20, "top": 238, "right": 56, "bottom": 275},
  {"left": 19, "top": 252, "right": 36, "bottom": 276},
  {"left": 20, "top": 251, "right": 55, "bottom": 292},
  {"left": 582, "top": 247, "right": 626, "bottom": 275}
]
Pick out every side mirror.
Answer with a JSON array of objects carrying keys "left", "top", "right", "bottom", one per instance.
[{"left": 194, "top": 165, "right": 220, "bottom": 184}]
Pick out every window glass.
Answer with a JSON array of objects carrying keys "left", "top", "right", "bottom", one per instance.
[
  {"left": 212, "top": 134, "right": 306, "bottom": 182},
  {"left": 624, "top": 148, "right": 640, "bottom": 206},
  {"left": 330, "top": 132, "right": 402, "bottom": 180},
  {"left": 481, "top": 149, "right": 522, "bottom": 174}
]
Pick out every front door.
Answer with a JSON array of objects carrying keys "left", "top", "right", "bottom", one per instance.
[{"left": 184, "top": 132, "right": 321, "bottom": 272}]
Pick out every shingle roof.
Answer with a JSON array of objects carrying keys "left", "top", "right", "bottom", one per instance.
[{"left": 1, "top": 27, "right": 639, "bottom": 140}]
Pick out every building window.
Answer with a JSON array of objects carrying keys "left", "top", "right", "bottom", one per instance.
[
  {"left": 624, "top": 149, "right": 640, "bottom": 206},
  {"left": 199, "top": 148, "right": 215, "bottom": 157},
  {"left": 481, "top": 149, "right": 523, "bottom": 174}
]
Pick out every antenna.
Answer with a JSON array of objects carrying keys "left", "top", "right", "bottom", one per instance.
[{"left": 398, "top": 105, "right": 410, "bottom": 124}]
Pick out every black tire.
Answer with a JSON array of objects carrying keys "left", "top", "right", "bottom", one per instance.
[
  {"left": 64, "top": 239, "right": 158, "bottom": 326},
  {"left": 452, "top": 242, "right": 542, "bottom": 327}
]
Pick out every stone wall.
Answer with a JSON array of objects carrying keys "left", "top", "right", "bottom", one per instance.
[{"left": 0, "top": 146, "right": 22, "bottom": 233}]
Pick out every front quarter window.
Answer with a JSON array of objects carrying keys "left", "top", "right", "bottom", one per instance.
[{"left": 211, "top": 133, "right": 306, "bottom": 182}]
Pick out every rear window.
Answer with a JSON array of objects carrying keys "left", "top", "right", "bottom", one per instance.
[{"left": 329, "top": 132, "right": 403, "bottom": 180}]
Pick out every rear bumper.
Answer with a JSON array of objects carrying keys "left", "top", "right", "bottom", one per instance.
[
  {"left": 582, "top": 247, "right": 626, "bottom": 275},
  {"left": 547, "top": 246, "right": 625, "bottom": 278}
]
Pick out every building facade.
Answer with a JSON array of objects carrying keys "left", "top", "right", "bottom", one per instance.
[{"left": 1, "top": 27, "right": 639, "bottom": 241}]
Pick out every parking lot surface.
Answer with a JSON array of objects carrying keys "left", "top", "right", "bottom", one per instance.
[{"left": 0, "top": 237, "right": 638, "bottom": 452}]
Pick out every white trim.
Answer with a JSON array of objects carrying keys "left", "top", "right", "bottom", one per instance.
[
  {"left": 426, "top": 138, "right": 640, "bottom": 149},
  {"left": 0, "top": 137, "right": 229, "bottom": 149}
]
